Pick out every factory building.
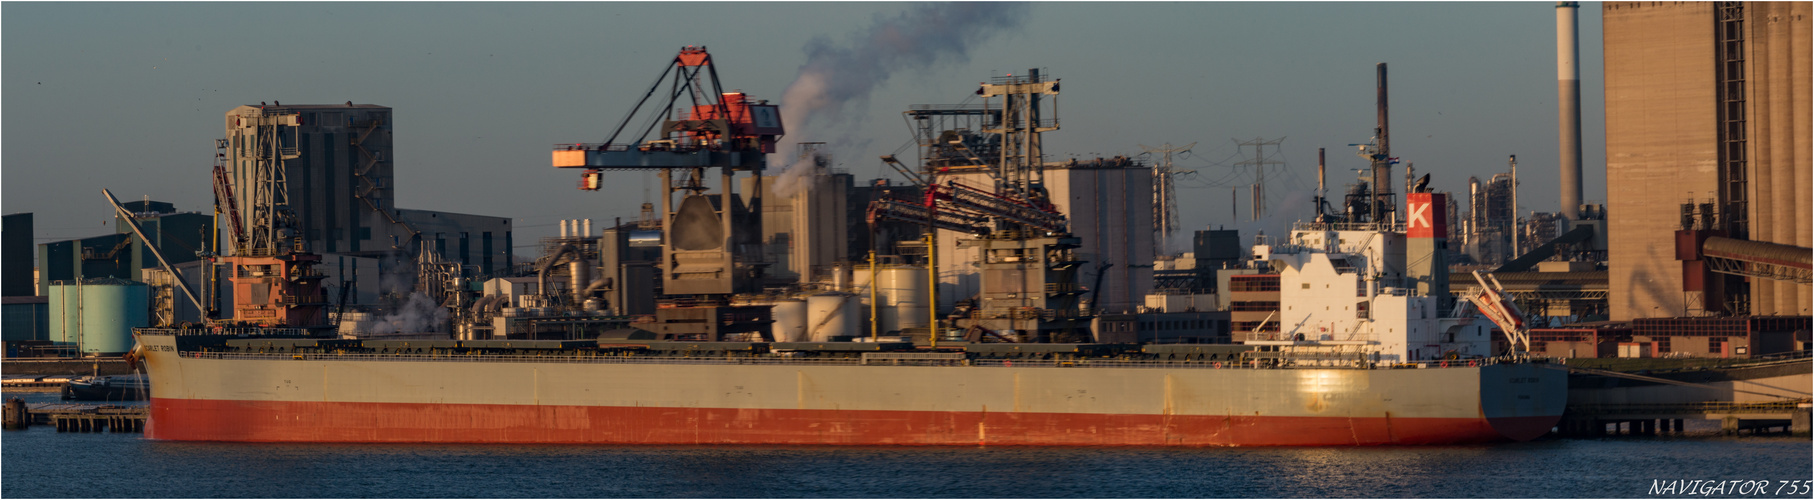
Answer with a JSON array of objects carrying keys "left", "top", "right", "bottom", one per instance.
[
  {"left": 934, "top": 157, "right": 1155, "bottom": 313},
  {"left": 3, "top": 213, "right": 33, "bottom": 297},
  {"left": 34, "top": 200, "right": 213, "bottom": 296},
  {"left": 741, "top": 162, "right": 852, "bottom": 283},
  {"left": 1602, "top": 2, "right": 1811, "bottom": 319},
  {"left": 223, "top": 104, "right": 513, "bottom": 279}
]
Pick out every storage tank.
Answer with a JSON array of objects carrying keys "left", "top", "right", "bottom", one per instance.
[
  {"left": 805, "top": 293, "right": 859, "bottom": 341},
  {"left": 877, "top": 266, "right": 929, "bottom": 333},
  {"left": 770, "top": 299, "right": 808, "bottom": 342},
  {"left": 48, "top": 278, "right": 149, "bottom": 355},
  {"left": 569, "top": 260, "right": 591, "bottom": 302}
]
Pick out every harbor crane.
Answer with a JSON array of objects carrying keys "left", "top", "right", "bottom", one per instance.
[{"left": 552, "top": 46, "right": 781, "bottom": 340}]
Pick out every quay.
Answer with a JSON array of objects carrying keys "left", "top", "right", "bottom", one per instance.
[
  {"left": 1, "top": 376, "right": 70, "bottom": 391},
  {"left": 2, "top": 399, "right": 146, "bottom": 433},
  {"left": 1558, "top": 400, "right": 1813, "bottom": 436}
]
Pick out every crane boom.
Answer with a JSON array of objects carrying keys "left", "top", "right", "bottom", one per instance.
[
  {"left": 213, "top": 164, "right": 247, "bottom": 255},
  {"left": 103, "top": 189, "right": 205, "bottom": 314}
]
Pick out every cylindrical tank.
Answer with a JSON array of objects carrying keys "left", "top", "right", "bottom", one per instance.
[
  {"left": 878, "top": 266, "right": 929, "bottom": 333},
  {"left": 805, "top": 293, "right": 858, "bottom": 341},
  {"left": 831, "top": 263, "right": 852, "bottom": 292},
  {"left": 770, "top": 299, "right": 807, "bottom": 342},
  {"left": 501, "top": 307, "right": 522, "bottom": 318},
  {"left": 48, "top": 279, "right": 149, "bottom": 355},
  {"left": 569, "top": 260, "right": 591, "bottom": 301}
]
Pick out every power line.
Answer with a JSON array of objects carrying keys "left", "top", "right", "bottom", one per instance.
[
  {"left": 1140, "top": 142, "right": 1195, "bottom": 252},
  {"left": 1233, "top": 137, "right": 1285, "bottom": 221}
]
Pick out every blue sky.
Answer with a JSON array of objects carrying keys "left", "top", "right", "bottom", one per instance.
[{"left": 3, "top": 2, "right": 1604, "bottom": 254}]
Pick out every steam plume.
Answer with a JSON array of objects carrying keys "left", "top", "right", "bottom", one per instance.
[
  {"left": 774, "top": 2, "right": 1031, "bottom": 173},
  {"left": 351, "top": 292, "right": 448, "bottom": 335}
]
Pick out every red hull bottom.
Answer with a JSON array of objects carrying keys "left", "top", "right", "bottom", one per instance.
[{"left": 148, "top": 398, "right": 1555, "bottom": 446}]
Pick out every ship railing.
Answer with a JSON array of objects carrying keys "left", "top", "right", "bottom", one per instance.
[
  {"left": 178, "top": 351, "right": 1270, "bottom": 369},
  {"left": 175, "top": 351, "right": 1537, "bottom": 370},
  {"left": 1292, "top": 221, "right": 1407, "bottom": 233},
  {"left": 190, "top": 352, "right": 874, "bottom": 366},
  {"left": 137, "top": 327, "right": 314, "bottom": 338}
]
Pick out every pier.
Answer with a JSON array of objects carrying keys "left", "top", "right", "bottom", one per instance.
[
  {"left": 1558, "top": 400, "right": 1813, "bottom": 436},
  {"left": 2, "top": 399, "right": 146, "bottom": 433}
]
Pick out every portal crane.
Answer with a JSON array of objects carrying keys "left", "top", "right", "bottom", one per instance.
[
  {"left": 552, "top": 46, "right": 780, "bottom": 340},
  {"left": 212, "top": 163, "right": 247, "bottom": 256},
  {"left": 211, "top": 106, "right": 327, "bottom": 327}
]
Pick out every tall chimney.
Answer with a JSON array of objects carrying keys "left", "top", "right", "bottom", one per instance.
[
  {"left": 1372, "top": 63, "right": 1392, "bottom": 224},
  {"left": 1316, "top": 147, "right": 1327, "bottom": 221},
  {"left": 1557, "top": 1, "right": 1583, "bottom": 220}
]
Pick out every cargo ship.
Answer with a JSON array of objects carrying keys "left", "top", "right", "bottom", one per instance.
[
  {"left": 128, "top": 51, "right": 1564, "bottom": 446},
  {"left": 131, "top": 197, "right": 1568, "bottom": 445},
  {"left": 133, "top": 333, "right": 1562, "bottom": 445}
]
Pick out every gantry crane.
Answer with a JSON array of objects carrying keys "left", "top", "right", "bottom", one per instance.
[{"left": 553, "top": 46, "right": 781, "bottom": 341}]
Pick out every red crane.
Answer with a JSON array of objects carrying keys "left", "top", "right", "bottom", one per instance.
[{"left": 212, "top": 163, "right": 247, "bottom": 256}]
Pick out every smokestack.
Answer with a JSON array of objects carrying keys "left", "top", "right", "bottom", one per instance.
[
  {"left": 582, "top": 218, "right": 592, "bottom": 238},
  {"left": 560, "top": 220, "right": 570, "bottom": 239},
  {"left": 1557, "top": 1, "right": 1583, "bottom": 220},
  {"left": 1316, "top": 148, "right": 1327, "bottom": 221},
  {"left": 1372, "top": 63, "right": 1391, "bottom": 224},
  {"left": 1317, "top": 148, "right": 1327, "bottom": 194}
]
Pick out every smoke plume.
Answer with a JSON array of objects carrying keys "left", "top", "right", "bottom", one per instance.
[
  {"left": 771, "top": 154, "right": 827, "bottom": 198},
  {"left": 354, "top": 292, "right": 449, "bottom": 334},
  {"left": 773, "top": 3, "right": 1031, "bottom": 169},
  {"left": 1234, "top": 188, "right": 1317, "bottom": 252}
]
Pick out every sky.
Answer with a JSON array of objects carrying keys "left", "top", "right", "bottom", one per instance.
[{"left": 3, "top": 2, "right": 1605, "bottom": 257}]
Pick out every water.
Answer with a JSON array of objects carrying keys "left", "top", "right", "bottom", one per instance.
[{"left": 4, "top": 391, "right": 1809, "bottom": 498}]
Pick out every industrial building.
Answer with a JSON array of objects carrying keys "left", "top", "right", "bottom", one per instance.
[
  {"left": 3, "top": 213, "right": 32, "bottom": 297},
  {"left": 34, "top": 200, "right": 212, "bottom": 296},
  {"left": 1602, "top": 1, "right": 1811, "bottom": 319},
  {"left": 222, "top": 104, "right": 513, "bottom": 279},
  {"left": 934, "top": 156, "right": 1156, "bottom": 313}
]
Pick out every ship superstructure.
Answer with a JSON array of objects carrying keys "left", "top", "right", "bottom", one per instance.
[{"left": 1250, "top": 193, "right": 1494, "bottom": 364}]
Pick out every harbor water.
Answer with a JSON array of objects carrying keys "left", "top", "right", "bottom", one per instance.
[{"left": 2, "top": 391, "right": 1808, "bottom": 498}]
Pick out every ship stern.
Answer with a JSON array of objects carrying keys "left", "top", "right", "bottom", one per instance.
[{"left": 1478, "top": 361, "right": 1568, "bottom": 441}]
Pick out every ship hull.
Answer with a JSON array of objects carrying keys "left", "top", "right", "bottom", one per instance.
[
  {"left": 138, "top": 335, "right": 1566, "bottom": 445},
  {"left": 147, "top": 398, "right": 1558, "bottom": 445}
]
